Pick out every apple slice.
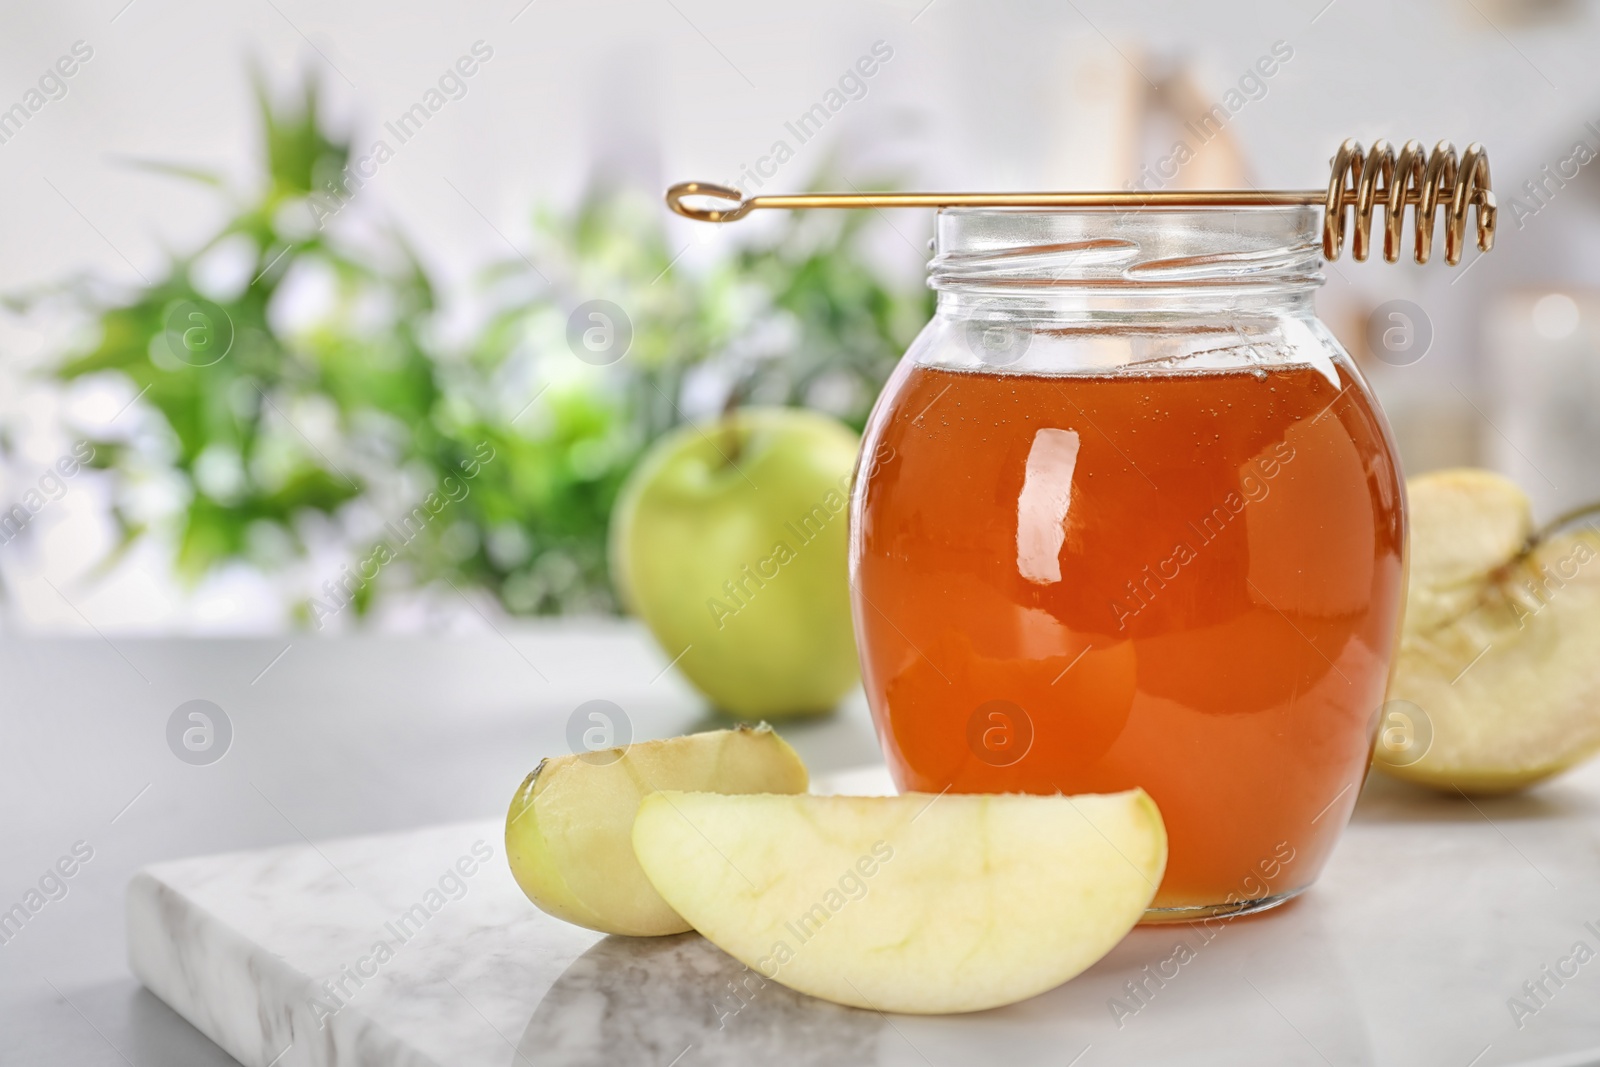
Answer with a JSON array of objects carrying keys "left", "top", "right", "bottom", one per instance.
[
  {"left": 1382, "top": 469, "right": 1600, "bottom": 792},
  {"left": 1402, "top": 468, "right": 1534, "bottom": 634},
  {"left": 632, "top": 790, "right": 1165, "bottom": 1014},
  {"left": 506, "top": 725, "right": 808, "bottom": 936}
]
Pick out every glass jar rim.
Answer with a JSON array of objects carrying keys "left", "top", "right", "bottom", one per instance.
[
  {"left": 931, "top": 203, "right": 1323, "bottom": 291},
  {"left": 936, "top": 203, "right": 1317, "bottom": 215}
]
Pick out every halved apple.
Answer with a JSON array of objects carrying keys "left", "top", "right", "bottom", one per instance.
[
  {"left": 632, "top": 789, "right": 1165, "bottom": 1014},
  {"left": 506, "top": 725, "right": 807, "bottom": 936},
  {"left": 1382, "top": 469, "right": 1600, "bottom": 792}
]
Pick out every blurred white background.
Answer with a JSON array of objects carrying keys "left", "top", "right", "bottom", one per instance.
[{"left": 3, "top": 0, "right": 1600, "bottom": 633}]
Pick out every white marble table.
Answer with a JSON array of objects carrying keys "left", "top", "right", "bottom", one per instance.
[
  {"left": 7, "top": 630, "right": 1600, "bottom": 1065},
  {"left": 0, "top": 628, "right": 883, "bottom": 1066},
  {"left": 124, "top": 762, "right": 1600, "bottom": 1067}
]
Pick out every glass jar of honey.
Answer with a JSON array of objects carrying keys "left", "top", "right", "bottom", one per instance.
[{"left": 849, "top": 204, "right": 1405, "bottom": 920}]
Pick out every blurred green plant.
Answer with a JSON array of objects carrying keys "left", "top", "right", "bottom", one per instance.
[{"left": 22, "top": 72, "right": 933, "bottom": 620}]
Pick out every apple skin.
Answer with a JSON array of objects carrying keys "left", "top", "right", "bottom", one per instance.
[
  {"left": 611, "top": 407, "right": 862, "bottom": 718},
  {"left": 505, "top": 725, "right": 809, "bottom": 936}
]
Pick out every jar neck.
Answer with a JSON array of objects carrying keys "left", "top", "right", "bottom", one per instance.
[
  {"left": 929, "top": 205, "right": 1324, "bottom": 317},
  {"left": 935, "top": 286, "right": 1318, "bottom": 323}
]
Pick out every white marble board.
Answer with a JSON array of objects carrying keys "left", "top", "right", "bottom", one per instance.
[{"left": 127, "top": 764, "right": 1600, "bottom": 1067}]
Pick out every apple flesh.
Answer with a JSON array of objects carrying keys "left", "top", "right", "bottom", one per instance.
[
  {"left": 610, "top": 407, "right": 862, "bottom": 718},
  {"left": 1381, "top": 469, "right": 1600, "bottom": 792},
  {"left": 632, "top": 790, "right": 1166, "bottom": 1014},
  {"left": 505, "top": 725, "right": 808, "bottom": 936}
]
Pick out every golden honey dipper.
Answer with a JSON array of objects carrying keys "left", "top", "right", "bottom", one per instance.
[{"left": 667, "top": 139, "right": 1495, "bottom": 266}]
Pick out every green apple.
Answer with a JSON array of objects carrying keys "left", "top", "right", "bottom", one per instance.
[
  {"left": 1379, "top": 469, "right": 1600, "bottom": 792},
  {"left": 611, "top": 407, "right": 861, "bottom": 718},
  {"left": 505, "top": 725, "right": 808, "bottom": 936},
  {"left": 632, "top": 790, "right": 1166, "bottom": 1014}
]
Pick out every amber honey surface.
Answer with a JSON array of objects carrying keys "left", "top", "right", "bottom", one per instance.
[{"left": 851, "top": 360, "right": 1404, "bottom": 912}]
